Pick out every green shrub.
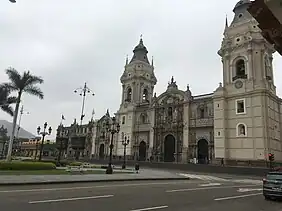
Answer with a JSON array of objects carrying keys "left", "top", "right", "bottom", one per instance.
[
  {"left": 22, "top": 159, "right": 70, "bottom": 167},
  {"left": 0, "top": 161, "right": 56, "bottom": 170},
  {"left": 69, "top": 162, "right": 82, "bottom": 166}
]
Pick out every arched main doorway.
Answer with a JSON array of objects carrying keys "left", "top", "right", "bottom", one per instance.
[
  {"left": 99, "top": 144, "right": 105, "bottom": 159},
  {"left": 139, "top": 141, "right": 146, "bottom": 161},
  {"left": 164, "top": 135, "right": 175, "bottom": 162},
  {"left": 197, "top": 139, "right": 209, "bottom": 164}
]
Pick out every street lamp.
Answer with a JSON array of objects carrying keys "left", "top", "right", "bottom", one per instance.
[
  {"left": 121, "top": 133, "right": 130, "bottom": 169},
  {"left": 105, "top": 116, "right": 120, "bottom": 174},
  {"left": 37, "top": 122, "right": 52, "bottom": 161},
  {"left": 15, "top": 105, "right": 29, "bottom": 155},
  {"left": 57, "top": 127, "right": 65, "bottom": 164},
  {"left": 74, "top": 82, "right": 95, "bottom": 125}
]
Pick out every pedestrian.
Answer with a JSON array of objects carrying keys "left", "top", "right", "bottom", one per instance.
[{"left": 135, "top": 163, "right": 139, "bottom": 174}]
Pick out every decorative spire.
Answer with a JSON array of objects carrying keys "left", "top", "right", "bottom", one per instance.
[
  {"left": 224, "top": 15, "right": 229, "bottom": 35},
  {"left": 91, "top": 109, "right": 95, "bottom": 121},
  {"left": 106, "top": 109, "right": 110, "bottom": 117},
  {"left": 125, "top": 55, "right": 128, "bottom": 65},
  {"left": 167, "top": 76, "right": 178, "bottom": 90},
  {"left": 186, "top": 84, "right": 192, "bottom": 98}
]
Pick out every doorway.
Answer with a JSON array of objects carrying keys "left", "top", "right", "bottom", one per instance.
[
  {"left": 99, "top": 144, "right": 105, "bottom": 159},
  {"left": 197, "top": 139, "right": 209, "bottom": 164},
  {"left": 164, "top": 134, "right": 175, "bottom": 162},
  {"left": 139, "top": 141, "right": 146, "bottom": 161}
]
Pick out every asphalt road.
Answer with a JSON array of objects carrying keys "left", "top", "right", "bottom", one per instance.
[{"left": 0, "top": 180, "right": 280, "bottom": 211}]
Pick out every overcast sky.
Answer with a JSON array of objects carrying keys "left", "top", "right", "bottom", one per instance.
[{"left": 0, "top": 0, "right": 282, "bottom": 139}]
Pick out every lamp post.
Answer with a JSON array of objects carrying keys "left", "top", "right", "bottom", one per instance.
[
  {"left": 121, "top": 133, "right": 130, "bottom": 169},
  {"left": 57, "top": 127, "right": 65, "bottom": 164},
  {"left": 16, "top": 105, "right": 29, "bottom": 155},
  {"left": 34, "top": 138, "right": 40, "bottom": 160},
  {"left": 105, "top": 116, "right": 120, "bottom": 174},
  {"left": 74, "top": 82, "right": 95, "bottom": 125},
  {"left": 37, "top": 122, "right": 52, "bottom": 161}
]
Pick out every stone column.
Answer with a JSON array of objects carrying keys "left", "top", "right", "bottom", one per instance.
[{"left": 181, "top": 147, "right": 189, "bottom": 163}]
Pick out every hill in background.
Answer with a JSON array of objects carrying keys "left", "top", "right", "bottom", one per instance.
[{"left": 0, "top": 120, "right": 35, "bottom": 139}]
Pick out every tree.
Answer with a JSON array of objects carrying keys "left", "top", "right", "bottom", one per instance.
[
  {"left": 0, "top": 87, "right": 17, "bottom": 116},
  {"left": 2, "top": 68, "right": 44, "bottom": 162}
]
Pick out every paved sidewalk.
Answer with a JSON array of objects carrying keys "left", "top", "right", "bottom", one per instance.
[{"left": 0, "top": 169, "right": 189, "bottom": 186}]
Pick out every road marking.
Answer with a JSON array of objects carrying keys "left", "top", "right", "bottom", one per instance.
[
  {"left": 130, "top": 205, "right": 168, "bottom": 211},
  {"left": 214, "top": 193, "right": 262, "bottom": 201},
  {"left": 166, "top": 184, "right": 259, "bottom": 193},
  {"left": 179, "top": 173, "right": 228, "bottom": 181},
  {"left": 237, "top": 188, "right": 263, "bottom": 192},
  {"left": 0, "top": 181, "right": 192, "bottom": 193},
  {"left": 232, "top": 179, "right": 262, "bottom": 185},
  {"left": 199, "top": 183, "right": 221, "bottom": 187},
  {"left": 29, "top": 194, "right": 114, "bottom": 204}
]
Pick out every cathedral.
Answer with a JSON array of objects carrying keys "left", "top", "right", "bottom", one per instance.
[
  {"left": 56, "top": 0, "right": 282, "bottom": 166},
  {"left": 114, "top": 0, "right": 282, "bottom": 165}
]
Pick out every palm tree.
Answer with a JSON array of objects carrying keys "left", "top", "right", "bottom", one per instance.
[
  {"left": 0, "top": 87, "right": 17, "bottom": 116},
  {"left": 2, "top": 68, "right": 44, "bottom": 162}
]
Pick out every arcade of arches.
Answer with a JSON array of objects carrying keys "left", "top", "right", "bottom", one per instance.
[{"left": 160, "top": 135, "right": 212, "bottom": 163}]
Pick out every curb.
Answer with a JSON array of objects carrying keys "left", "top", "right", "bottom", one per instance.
[{"left": 0, "top": 177, "right": 190, "bottom": 186}]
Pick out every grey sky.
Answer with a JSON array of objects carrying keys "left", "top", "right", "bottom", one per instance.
[{"left": 0, "top": 0, "right": 281, "bottom": 139}]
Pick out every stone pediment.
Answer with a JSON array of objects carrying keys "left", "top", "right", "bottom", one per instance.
[{"left": 153, "top": 90, "right": 187, "bottom": 107}]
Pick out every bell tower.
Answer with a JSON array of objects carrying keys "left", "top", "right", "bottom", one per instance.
[
  {"left": 213, "top": 0, "right": 281, "bottom": 165},
  {"left": 120, "top": 37, "right": 157, "bottom": 106},
  {"left": 116, "top": 37, "right": 157, "bottom": 156},
  {"left": 218, "top": 0, "right": 276, "bottom": 94}
]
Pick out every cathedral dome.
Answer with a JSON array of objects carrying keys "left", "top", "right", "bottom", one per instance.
[
  {"left": 129, "top": 38, "right": 150, "bottom": 64},
  {"left": 233, "top": 0, "right": 251, "bottom": 12}
]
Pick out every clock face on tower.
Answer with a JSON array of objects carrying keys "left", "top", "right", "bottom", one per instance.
[{"left": 235, "top": 80, "right": 243, "bottom": 89}]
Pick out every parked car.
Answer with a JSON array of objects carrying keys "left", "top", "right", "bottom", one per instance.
[{"left": 263, "top": 170, "right": 282, "bottom": 200}]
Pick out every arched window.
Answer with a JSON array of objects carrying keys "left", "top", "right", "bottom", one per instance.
[
  {"left": 168, "top": 107, "right": 173, "bottom": 118},
  {"left": 140, "top": 113, "right": 147, "bottom": 124},
  {"left": 264, "top": 55, "right": 272, "bottom": 80},
  {"left": 126, "top": 87, "right": 132, "bottom": 102},
  {"left": 197, "top": 106, "right": 206, "bottom": 119},
  {"left": 233, "top": 59, "right": 247, "bottom": 81},
  {"left": 142, "top": 89, "right": 148, "bottom": 102},
  {"left": 122, "top": 116, "right": 125, "bottom": 124},
  {"left": 237, "top": 123, "right": 247, "bottom": 137}
]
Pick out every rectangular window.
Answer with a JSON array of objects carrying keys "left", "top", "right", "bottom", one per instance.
[
  {"left": 236, "top": 99, "right": 246, "bottom": 114},
  {"left": 122, "top": 116, "right": 125, "bottom": 124}
]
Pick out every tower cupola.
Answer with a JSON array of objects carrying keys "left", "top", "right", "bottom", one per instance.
[{"left": 130, "top": 37, "right": 150, "bottom": 64}]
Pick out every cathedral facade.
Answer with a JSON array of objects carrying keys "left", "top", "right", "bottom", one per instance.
[
  {"left": 56, "top": 0, "right": 282, "bottom": 165},
  {"left": 114, "top": 0, "right": 282, "bottom": 165}
]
